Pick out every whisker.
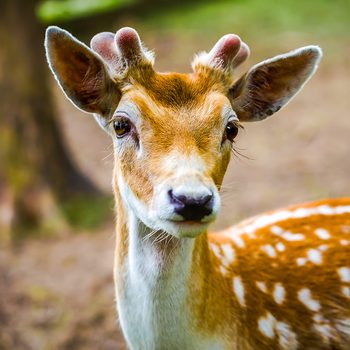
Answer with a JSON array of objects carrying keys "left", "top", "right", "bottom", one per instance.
[
  {"left": 102, "top": 151, "right": 114, "bottom": 162},
  {"left": 218, "top": 181, "right": 240, "bottom": 191},
  {"left": 102, "top": 142, "right": 115, "bottom": 162},
  {"left": 142, "top": 229, "right": 158, "bottom": 242},
  {"left": 154, "top": 231, "right": 169, "bottom": 245},
  {"left": 231, "top": 145, "right": 252, "bottom": 161}
]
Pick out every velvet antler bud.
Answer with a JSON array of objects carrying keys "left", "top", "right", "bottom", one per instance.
[
  {"left": 90, "top": 27, "right": 154, "bottom": 76},
  {"left": 192, "top": 34, "right": 250, "bottom": 74},
  {"left": 90, "top": 32, "right": 119, "bottom": 69}
]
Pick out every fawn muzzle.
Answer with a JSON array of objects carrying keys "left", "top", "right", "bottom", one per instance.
[{"left": 168, "top": 189, "right": 214, "bottom": 221}]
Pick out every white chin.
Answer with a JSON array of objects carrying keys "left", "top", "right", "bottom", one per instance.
[{"left": 158, "top": 220, "right": 210, "bottom": 238}]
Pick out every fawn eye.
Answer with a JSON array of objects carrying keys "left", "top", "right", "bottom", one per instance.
[
  {"left": 113, "top": 117, "right": 132, "bottom": 138},
  {"left": 225, "top": 121, "right": 239, "bottom": 142}
]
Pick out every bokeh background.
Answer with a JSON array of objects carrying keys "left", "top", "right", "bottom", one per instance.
[{"left": 0, "top": 0, "right": 349, "bottom": 349}]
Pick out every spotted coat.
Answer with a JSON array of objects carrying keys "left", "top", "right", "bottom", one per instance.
[{"left": 198, "top": 198, "right": 350, "bottom": 349}]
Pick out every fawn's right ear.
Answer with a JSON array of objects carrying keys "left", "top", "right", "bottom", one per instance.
[
  {"left": 45, "top": 26, "right": 120, "bottom": 116},
  {"left": 228, "top": 46, "right": 322, "bottom": 122}
]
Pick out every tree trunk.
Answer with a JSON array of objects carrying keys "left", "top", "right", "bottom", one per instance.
[{"left": 0, "top": 0, "right": 100, "bottom": 240}]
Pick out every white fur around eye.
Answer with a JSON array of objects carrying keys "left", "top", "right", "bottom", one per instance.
[{"left": 222, "top": 104, "right": 238, "bottom": 122}]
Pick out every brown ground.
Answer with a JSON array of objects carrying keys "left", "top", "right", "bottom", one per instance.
[{"left": 1, "top": 43, "right": 349, "bottom": 349}]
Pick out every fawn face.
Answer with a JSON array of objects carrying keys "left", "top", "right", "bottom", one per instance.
[
  {"left": 45, "top": 27, "right": 322, "bottom": 237},
  {"left": 111, "top": 78, "right": 235, "bottom": 237}
]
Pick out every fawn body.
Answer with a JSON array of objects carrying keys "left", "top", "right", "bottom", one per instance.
[{"left": 45, "top": 26, "right": 350, "bottom": 349}]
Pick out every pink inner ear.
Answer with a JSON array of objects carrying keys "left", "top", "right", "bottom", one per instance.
[
  {"left": 90, "top": 32, "right": 119, "bottom": 66},
  {"left": 210, "top": 34, "right": 242, "bottom": 66},
  {"left": 115, "top": 27, "right": 142, "bottom": 60}
]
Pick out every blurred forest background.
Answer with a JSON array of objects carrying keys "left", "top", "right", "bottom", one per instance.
[{"left": 0, "top": 0, "right": 349, "bottom": 349}]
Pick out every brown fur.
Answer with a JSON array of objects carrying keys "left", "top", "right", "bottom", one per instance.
[
  {"left": 190, "top": 198, "right": 350, "bottom": 349},
  {"left": 113, "top": 74, "right": 233, "bottom": 205}
]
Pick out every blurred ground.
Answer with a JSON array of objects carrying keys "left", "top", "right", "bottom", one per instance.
[
  {"left": 0, "top": 228, "right": 126, "bottom": 350},
  {"left": 1, "top": 3, "right": 350, "bottom": 348}
]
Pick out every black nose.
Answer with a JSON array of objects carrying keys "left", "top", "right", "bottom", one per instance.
[{"left": 168, "top": 190, "right": 214, "bottom": 221}]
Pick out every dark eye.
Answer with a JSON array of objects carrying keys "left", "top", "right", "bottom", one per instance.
[
  {"left": 113, "top": 117, "right": 132, "bottom": 138},
  {"left": 225, "top": 121, "right": 239, "bottom": 142}
]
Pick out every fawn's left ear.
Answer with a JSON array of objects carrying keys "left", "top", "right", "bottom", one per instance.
[
  {"left": 45, "top": 26, "right": 120, "bottom": 116},
  {"left": 229, "top": 46, "right": 322, "bottom": 122}
]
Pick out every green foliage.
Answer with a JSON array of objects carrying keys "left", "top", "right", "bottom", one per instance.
[
  {"left": 140, "top": 0, "right": 350, "bottom": 53},
  {"left": 61, "top": 195, "right": 114, "bottom": 230},
  {"left": 37, "top": 0, "right": 135, "bottom": 22},
  {"left": 10, "top": 194, "right": 113, "bottom": 241},
  {"left": 142, "top": 0, "right": 350, "bottom": 40}
]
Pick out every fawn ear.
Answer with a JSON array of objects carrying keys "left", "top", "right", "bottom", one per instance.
[
  {"left": 229, "top": 46, "right": 322, "bottom": 122},
  {"left": 45, "top": 26, "right": 120, "bottom": 115}
]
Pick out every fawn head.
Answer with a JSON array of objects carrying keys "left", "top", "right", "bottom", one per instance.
[{"left": 45, "top": 27, "right": 321, "bottom": 238}]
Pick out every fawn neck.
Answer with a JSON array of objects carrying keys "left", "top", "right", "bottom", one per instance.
[{"left": 113, "top": 183, "right": 231, "bottom": 349}]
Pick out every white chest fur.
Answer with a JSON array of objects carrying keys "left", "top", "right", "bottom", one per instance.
[{"left": 114, "top": 215, "right": 223, "bottom": 350}]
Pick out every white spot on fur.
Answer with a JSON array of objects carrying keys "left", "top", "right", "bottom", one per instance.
[
  {"left": 276, "top": 321, "right": 298, "bottom": 350},
  {"left": 335, "top": 318, "right": 350, "bottom": 337},
  {"left": 338, "top": 267, "right": 350, "bottom": 282},
  {"left": 281, "top": 232, "right": 305, "bottom": 241},
  {"left": 340, "top": 239, "right": 349, "bottom": 246},
  {"left": 314, "top": 228, "right": 330, "bottom": 240},
  {"left": 210, "top": 243, "right": 221, "bottom": 258},
  {"left": 258, "top": 312, "right": 298, "bottom": 349},
  {"left": 298, "top": 288, "right": 321, "bottom": 312},
  {"left": 307, "top": 249, "right": 322, "bottom": 265},
  {"left": 314, "top": 323, "right": 333, "bottom": 341},
  {"left": 258, "top": 312, "right": 276, "bottom": 339},
  {"left": 318, "top": 244, "right": 328, "bottom": 251},
  {"left": 273, "top": 283, "right": 286, "bottom": 305},
  {"left": 239, "top": 205, "right": 350, "bottom": 235},
  {"left": 221, "top": 243, "right": 235, "bottom": 265},
  {"left": 271, "top": 226, "right": 283, "bottom": 235},
  {"left": 342, "top": 286, "right": 350, "bottom": 299},
  {"left": 256, "top": 281, "right": 268, "bottom": 293},
  {"left": 210, "top": 243, "right": 235, "bottom": 275},
  {"left": 296, "top": 245, "right": 327, "bottom": 267},
  {"left": 231, "top": 235, "right": 245, "bottom": 248},
  {"left": 221, "top": 224, "right": 256, "bottom": 246},
  {"left": 261, "top": 244, "right": 277, "bottom": 258},
  {"left": 312, "top": 314, "right": 333, "bottom": 342},
  {"left": 276, "top": 242, "right": 286, "bottom": 252},
  {"left": 233, "top": 276, "right": 245, "bottom": 307},
  {"left": 313, "top": 314, "right": 323, "bottom": 323},
  {"left": 296, "top": 258, "right": 307, "bottom": 266},
  {"left": 219, "top": 265, "right": 228, "bottom": 275},
  {"left": 318, "top": 205, "right": 334, "bottom": 215}
]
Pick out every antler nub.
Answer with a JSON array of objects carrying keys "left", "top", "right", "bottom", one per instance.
[
  {"left": 231, "top": 42, "right": 250, "bottom": 68},
  {"left": 90, "top": 32, "right": 119, "bottom": 68},
  {"left": 114, "top": 27, "right": 154, "bottom": 67},
  {"left": 115, "top": 27, "right": 142, "bottom": 61},
  {"left": 90, "top": 27, "right": 154, "bottom": 76},
  {"left": 208, "top": 34, "right": 241, "bottom": 66},
  {"left": 91, "top": 28, "right": 248, "bottom": 79},
  {"left": 192, "top": 34, "right": 250, "bottom": 74}
]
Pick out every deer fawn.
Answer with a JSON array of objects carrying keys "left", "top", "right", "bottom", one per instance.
[{"left": 45, "top": 26, "right": 350, "bottom": 350}]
